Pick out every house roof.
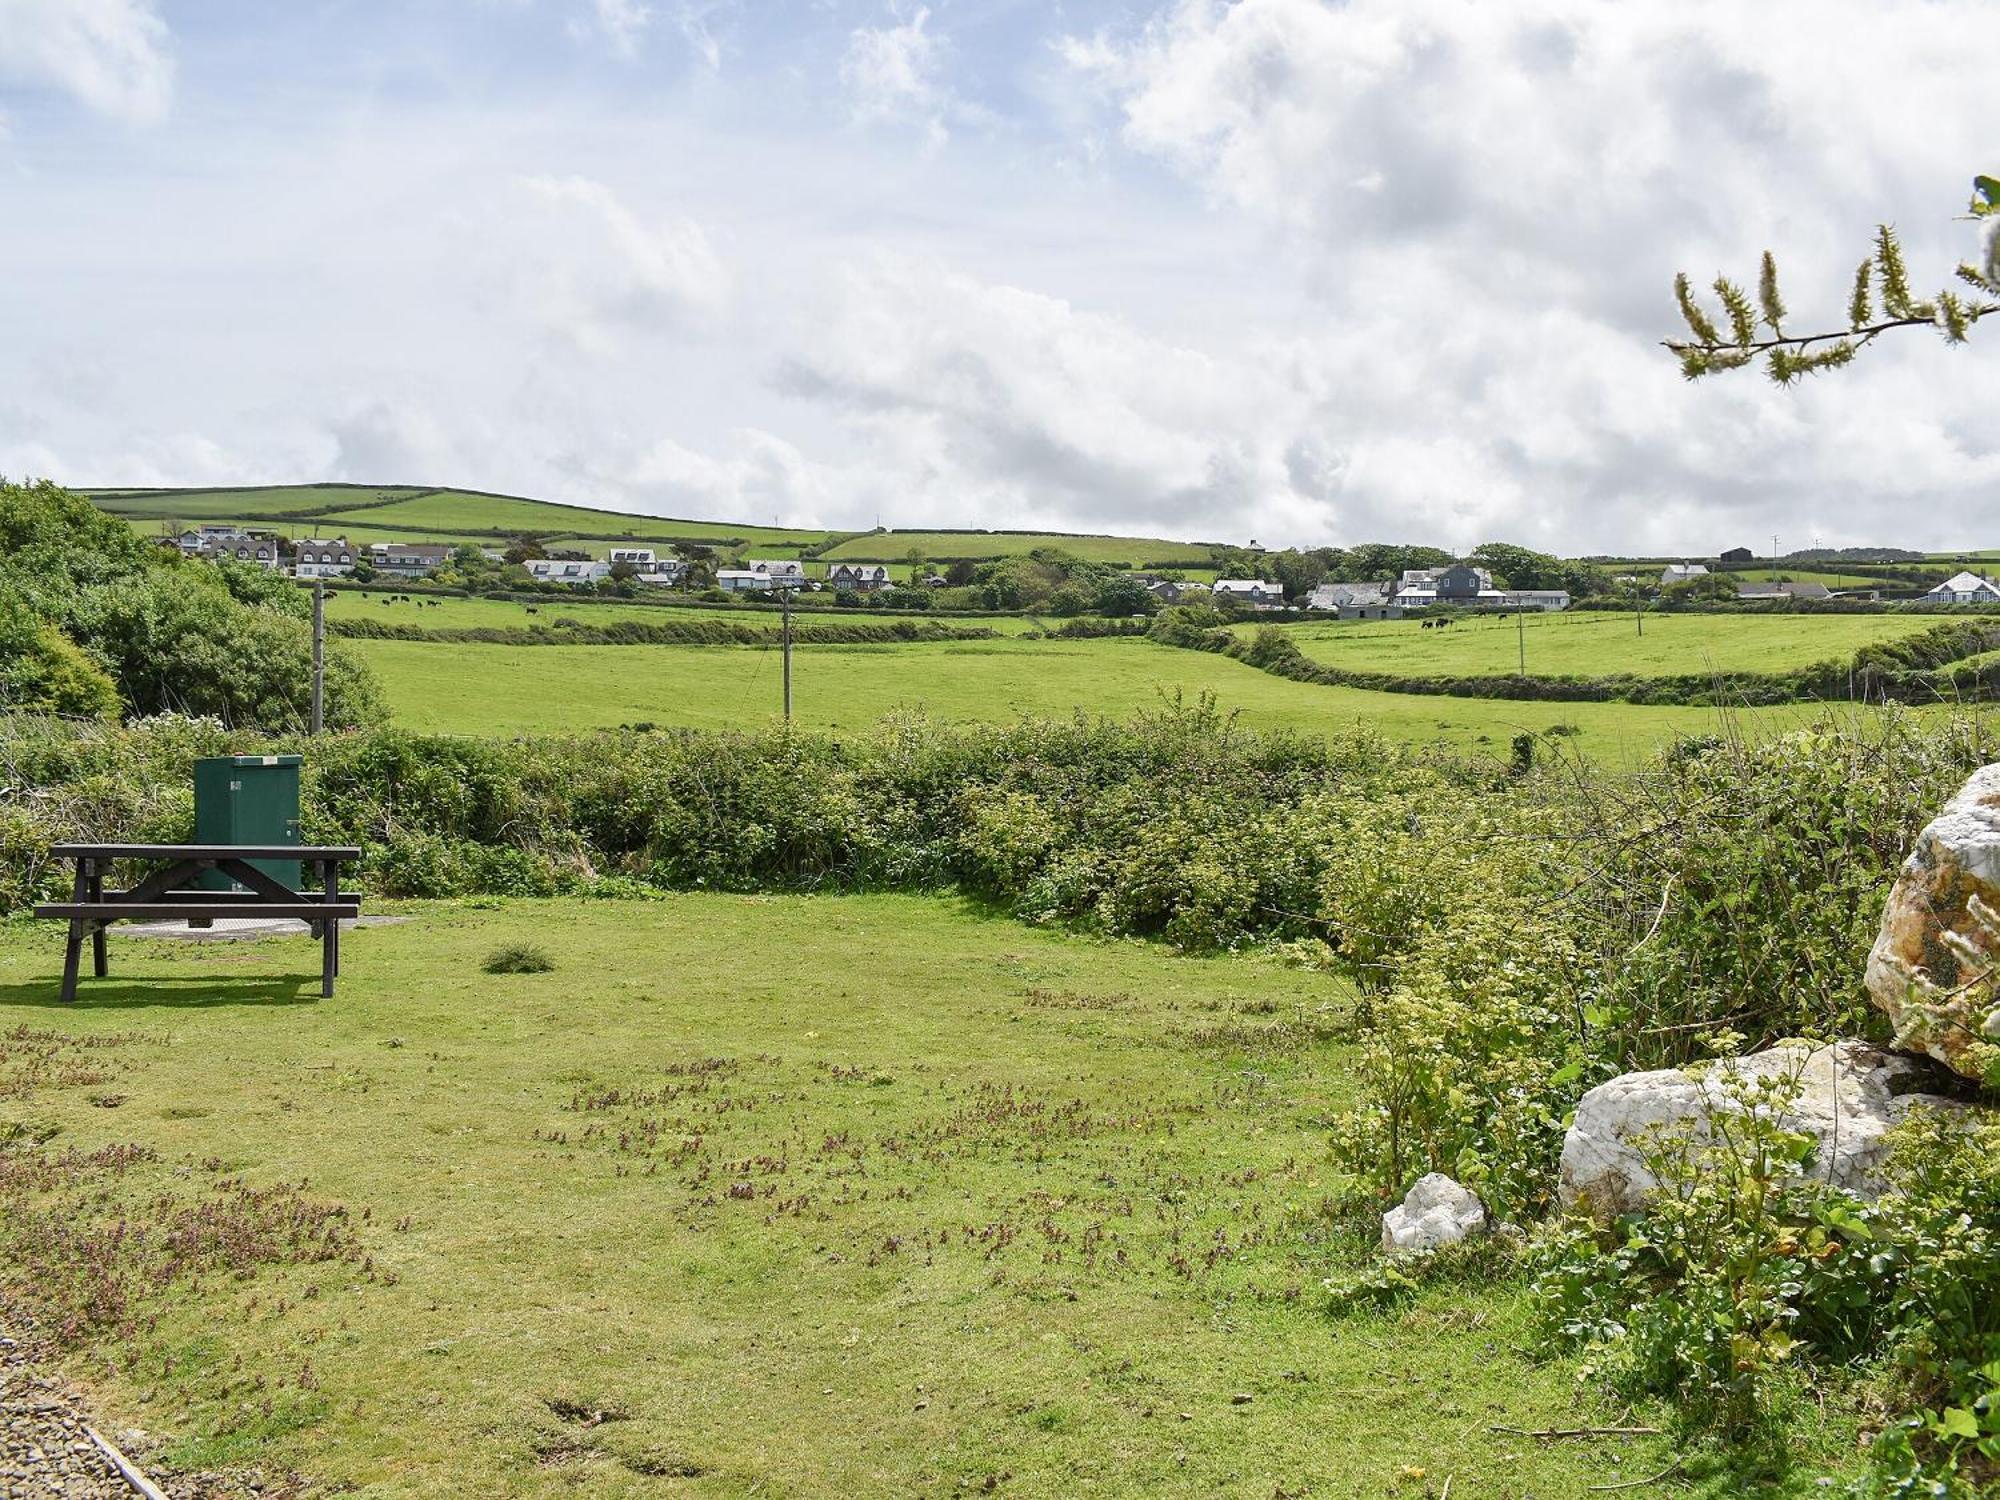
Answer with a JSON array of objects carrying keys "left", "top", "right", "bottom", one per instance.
[
  {"left": 1932, "top": 571, "right": 2000, "bottom": 595},
  {"left": 1213, "top": 579, "right": 1280, "bottom": 592}
]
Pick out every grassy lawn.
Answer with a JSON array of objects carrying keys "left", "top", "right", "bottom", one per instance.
[
  {"left": 323, "top": 590, "right": 1068, "bottom": 636},
  {"left": 0, "top": 894, "right": 1858, "bottom": 1496},
  {"left": 1257, "top": 611, "right": 1940, "bottom": 679},
  {"left": 350, "top": 635, "right": 1830, "bottom": 759}
]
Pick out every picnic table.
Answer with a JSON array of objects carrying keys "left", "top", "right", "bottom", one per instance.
[{"left": 34, "top": 843, "right": 362, "bottom": 1001}]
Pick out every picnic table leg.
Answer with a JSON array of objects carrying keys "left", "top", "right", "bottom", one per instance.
[
  {"left": 60, "top": 860, "right": 86, "bottom": 1002},
  {"left": 320, "top": 857, "right": 338, "bottom": 997},
  {"left": 87, "top": 861, "right": 108, "bottom": 978}
]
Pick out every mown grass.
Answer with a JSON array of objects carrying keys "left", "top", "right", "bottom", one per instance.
[
  {"left": 349, "top": 635, "right": 1828, "bottom": 757},
  {"left": 321, "top": 589, "right": 1070, "bottom": 636},
  {"left": 1259, "top": 610, "right": 1940, "bottom": 679},
  {"left": 0, "top": 894, "right": 1860, "bottom": 1495}
]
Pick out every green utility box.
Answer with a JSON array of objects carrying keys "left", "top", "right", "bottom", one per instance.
[{"left": 194, "top": 755, "right": 303, "bottom": 891}]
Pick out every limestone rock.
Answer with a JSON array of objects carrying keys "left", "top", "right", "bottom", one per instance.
[
  {"left": 1381, "top": 1172, "right": 1487, "bottom": 1255},
  {"left": 1558, "top": 1040, "right": 1966, "bottom": 1220},
  {"left": 1866, "top": 763, "right": 2000, "bottom": 1083}
]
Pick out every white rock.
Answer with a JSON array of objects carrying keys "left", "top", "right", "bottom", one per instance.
[
  {"left": 1865, "top": 763, "right": 2000, "bottom": 1083},
  {"left": 1558, "top": 1040, "right": 1965, "bottom": 1220},
  {"left": 1381, "top": 1172, "right": 1488, "bottom": 1255}
]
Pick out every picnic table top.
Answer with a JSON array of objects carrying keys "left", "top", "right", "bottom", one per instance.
[{"left": 50, "top": 843, "right": 363, "bottom": 861}]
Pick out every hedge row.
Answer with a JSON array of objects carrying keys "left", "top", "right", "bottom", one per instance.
[{"left": 1149, "top": 610, "right": 2000, "bottom": 707}]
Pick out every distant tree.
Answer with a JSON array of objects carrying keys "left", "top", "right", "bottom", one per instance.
[
  {"left": 1093, "top": 574, "right": 1159, "bottom": 617},
  {"left": 1660, "top": 571, "right": 1741, "bottom": 604},
  {"left": 1330, "top": 543, "right": 1453, "bottom": 583},
  {"left": 944, "top": 559, "right": 978, "bottom": 587},
  {"left": 608, "top": 559, "right": 640, "bottom": 581},
  {"left": 503, "top": 534, "right": 549, "bottom": 564},
  {"left": 1267, "top": 547, "right": 1340, "bottom": 601},
  {"left": 1468, "top": 541, "right": 1602, "bottom": 598},
  {"left": 1668, "top": 175, "right": 2000, "bottom": 382}
]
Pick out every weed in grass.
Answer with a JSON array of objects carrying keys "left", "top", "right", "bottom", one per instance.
[{"left": 482, "top": 942, "right": 554, "bottom": 974}]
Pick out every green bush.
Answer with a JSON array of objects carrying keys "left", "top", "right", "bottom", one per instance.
[{"left": 0, "top": 478, "right": 382, "bottom": 728}]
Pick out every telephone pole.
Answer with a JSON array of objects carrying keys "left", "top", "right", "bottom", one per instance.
[
  {"left": 310, "top": 581, "right": 325, "bottom": 736},
  {"left": 1517, "top": 609, "right": 1526, "bottom": 675},
  {"left": 780, "top": 581, "right": 793, "bottom": 722}
]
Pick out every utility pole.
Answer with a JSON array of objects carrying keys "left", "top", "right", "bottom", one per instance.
[
  {"left": 310, "top": 580, "right": 325, "bottom": 736},
  {"left": 780, "top": 581, "right": 793, "bottom": 722},
  {"left": 1517, "top": 609, "right": 1526, "bottom": 675}
]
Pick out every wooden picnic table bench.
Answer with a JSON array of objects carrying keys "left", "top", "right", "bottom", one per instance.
[{"left": 34, "top": 843, "right": 363, "bottom": 1001}]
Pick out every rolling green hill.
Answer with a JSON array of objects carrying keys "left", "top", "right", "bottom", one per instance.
[{"left": 87, "top": 483, "right": 1222, "bottom": 568}]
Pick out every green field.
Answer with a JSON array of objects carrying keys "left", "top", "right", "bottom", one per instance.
[
  {"left": 351, "top": 635, "right": 1834, "bottom": 757},
  {"left": 325, "top": 589, "right": 1073, "bottom": 636},
  {"left": 0, "top": 894, "right": 1861, "bottom": 1495},
  {"left": 1260, "top": 610, "right": 1940, "bottom": 680},
  {"left": 89, "top": 487, "right": 1223, "bottom": 569},
  {"left": 1726, "top": 567, "right": 1893, "bottom": 588},
  {"left": 821, "top": 530, "right": 1219, "bottom": 566}
]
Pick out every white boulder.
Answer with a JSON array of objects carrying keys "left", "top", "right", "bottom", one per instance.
[
  {"left": 1865, "top": 762, "right": 2000, "bottom": 1083},
  {"left": 1558, "top": 1041, "right": 1965, "bottom": 1220},
  {"left": 1381, "top": 1172, "right": 1488, "bottom": 1255}
]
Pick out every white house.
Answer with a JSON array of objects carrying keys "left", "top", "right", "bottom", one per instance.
[
  {"left": 1661, "top": 562, "right": 1710, "bottom": 585},
  {"left": 716, "top": 568, "right": 774, "bottom": 592},
  {"left": 1400, "top": 566, "right": 1493, "bottom": 592},
  {"left": 1492, "top": 589, "right": 1571, "bottom": 612},
  {"left": 526, "top": 558, "right": 612, "bottom": 586},
  {"left": 293, "top": 537, "right": 356, "bottom": 579},
  {"left": 371, "top": 542, "right": 454, "bottom": 578},
  {"left": 175, "top": 526, "right": 284, "bottom": 571},
  {"left": 825, "top": 562, "right": 890, "bottom": 591},
  {"left": 606, "top": 548, "right": 688, "bottom": 586},
  {"left": 1212, "top": 579, "right": 1287, "bottom": 609},
  {"left": 1919, "top": 571, "right": 2000, "bottom": 605},
  {"left": 745, "top": 559, "right": 807, "bottom": 584}
]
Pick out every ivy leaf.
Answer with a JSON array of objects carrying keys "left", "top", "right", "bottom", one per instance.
[
  {"left": 1938, "top": 1406, "right": 1981, "bottom": 1441},
  {"left": 1975, "top": 175, "right": 2000, "bottom": 215}
]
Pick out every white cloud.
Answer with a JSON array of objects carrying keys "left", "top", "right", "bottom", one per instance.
[
  {"left": 1056, "top": 0, "right": 2000, "bottom": 549},
  {"left": 0, "top": 0, "right": 173, "bottom": 124},
  {"left": 499, "top": 175, "right": 730, "bottom": 354},
  {"left": 842, "top": 5, "right": 950, "bottom": 144},
  {"left": 570, "top": 0, "right": 652, "bottom": 58},
  {"left": 327, "top": 402, "right": 464, "bottom": 485},
  {"left": 773, "top": 253, "right": 1321, "bottom": 540}
]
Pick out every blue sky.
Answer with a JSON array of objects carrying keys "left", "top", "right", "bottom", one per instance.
[{"left": 1, "top": 0, "right": 1995, "bottom": 551}]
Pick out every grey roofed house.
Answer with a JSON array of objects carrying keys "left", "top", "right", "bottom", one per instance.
[
  {"left": 372, "top": 541, "right": 454, "bottom": 577},
  {"left": 1736, "top": 580, "right": 1832, "bottom": 601},
  {"left": 826, "top": 562, "right": 891, "bottom": 589},
  {"left": 1660, "top": 562, "right": 1709, "bottom": 584},
  {"left": 1919, "top": 570, "right": 2000, "bottom": 605},
  {"left": 1307, "top": 581, "right": 1389, "bottom": 610}
]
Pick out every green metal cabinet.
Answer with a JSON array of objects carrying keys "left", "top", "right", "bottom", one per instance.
[{"left": 194, "top": 755, "right": 303, "bottom": 890}]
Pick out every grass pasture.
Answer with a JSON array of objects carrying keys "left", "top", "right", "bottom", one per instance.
[
  {"left": 86, "top": 487, "right": 1225, "bottom": 569},
  {"left": 0, "top": 894, "right": 1858, "bottom": 1496},
  {"left": 820, "top": 530, "right": 1217, "bottom": 566},
  {"left": 321, "top": 589, "right": 1068, "bottom": 636},
  {"left": 350, "top": 635, "right": 1827, "bottom": 756},
  {"left": 1261, "top": 610, "right": 1940, "bottom": 681}
]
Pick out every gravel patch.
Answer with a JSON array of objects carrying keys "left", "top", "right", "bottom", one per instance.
[
  {"left": 0, "top": 1307, "right": 309, "bottom": 1499},
  {"left": 1, "top": 1320, "right": 133, "bottom": 1499}
]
